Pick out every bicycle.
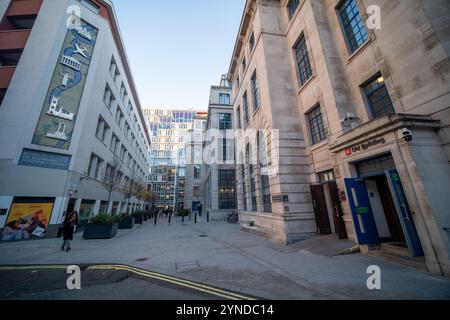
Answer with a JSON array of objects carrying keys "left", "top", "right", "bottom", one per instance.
[{"left": 225, "top": 212, "right": 239, "bottom": 224}]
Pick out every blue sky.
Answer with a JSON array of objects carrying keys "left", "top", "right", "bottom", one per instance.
[{"left": 113, "top": 0, "right": 246, "bottom": 110}]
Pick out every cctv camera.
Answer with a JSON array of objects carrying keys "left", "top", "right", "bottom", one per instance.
[{"left": 399, "top": 128, "right": 413, "bottom": 142}]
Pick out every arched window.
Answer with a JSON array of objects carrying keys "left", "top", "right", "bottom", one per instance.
[{"left": 258, "top": 131, "right": 272, "bottom": 213}]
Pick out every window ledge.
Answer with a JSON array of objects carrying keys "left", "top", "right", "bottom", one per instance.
[
  {"left": 309, "top": 139, "right": 329, "bottom": 152},
  {"left": 346, "top": 37, "right": 373, "bottom": 64},
  {"left": 297, "top": 74, "right": 316, "bottom": 95}
]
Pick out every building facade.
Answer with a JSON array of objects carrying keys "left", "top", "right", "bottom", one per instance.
[
  {"left": 203, "top": 75, "right": 237, "bottom": 220},
  {"left": 0, "top": 0, "right": 152, "bottom": 239},
  {"left": 144, "top": 108, "right": 205, "bottom": 211},
  {"left": 229, "top": 0, "right": 450, "bottom": 277},
  {"left": 184, "top": 114, "right": 207, "bottom": 213}
]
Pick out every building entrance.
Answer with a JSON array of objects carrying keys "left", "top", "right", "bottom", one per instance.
[
  {"left": 344, "top": 154, "right": 424, "bottom": 257},
  {"left": 310, "top": 181, "right": 348, "bottom": 240}
]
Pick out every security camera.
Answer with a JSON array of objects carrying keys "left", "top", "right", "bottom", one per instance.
[{"left": 399, "top": 128, "right": 413, "bottom": 142}]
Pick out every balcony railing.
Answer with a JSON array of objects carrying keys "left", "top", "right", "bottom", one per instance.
[
  {"left": 0, "top": 29, "right": 31, "bottom": 51},
  {"left": 6, "top": 0, "right": 43, "bottom": 17},
  {"left": 0, "top": 66, "right": 16, "bottom": 89}
]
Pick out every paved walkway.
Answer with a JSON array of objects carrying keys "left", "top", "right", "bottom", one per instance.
[{"left": 0, "top": 219, "right": 449, "bottom": 300}]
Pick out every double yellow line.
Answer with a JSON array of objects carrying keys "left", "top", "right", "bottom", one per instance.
[{"left": 0, "top": 264, "right": 255, "bottom": 301}]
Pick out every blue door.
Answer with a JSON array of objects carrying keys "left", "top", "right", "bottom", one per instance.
[
  {"left": 386, "top": 170, "right": 424, "bottom": 257},
  {"left": 344, "top": 179, "right": 380, "bottom": 245}
]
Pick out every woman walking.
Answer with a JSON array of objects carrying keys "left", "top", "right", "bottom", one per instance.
[{"left": 61, "top": 211, "right": 78, "bottom": 252}]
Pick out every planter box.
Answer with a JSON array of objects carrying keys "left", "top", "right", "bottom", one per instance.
[
  {"left": 143, "top": 214, "right": 148, "bottom": 221},
  {"left": 118, "top": 217, "right": 135, "bottom": 229},
  {"left": 134, "top": 216, "right": 143, "bottom": 224},
  {"left": 83, "top": 223, "right": 118, "bottom": 239}
]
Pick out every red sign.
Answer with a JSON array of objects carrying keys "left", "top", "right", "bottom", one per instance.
[{"left": 345, "top": 148, "right": 352, "bottom": 156}]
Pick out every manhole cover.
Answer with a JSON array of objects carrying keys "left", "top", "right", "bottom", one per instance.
[
  {"left": 135, "top": 258, "right": 148, "bottom": 262},
  {"left": 199, "top": 235, "right": 208, "bottom": 238}
]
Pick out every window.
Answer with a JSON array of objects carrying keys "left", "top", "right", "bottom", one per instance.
[
  {"left": 219, "top": 113, "right": 232, "bottom": 130},
  {"left": 258, "top": 132, "right": 272, "bottom": 213},
  {"left": 242, "top": 57, "right": 246, "bottom": 73},
  {"left": 362, "top": 75, "right": 395, "bottom": 119},
  {"left": 79, "top": 0, "right": 100, "bottom": 14},
  {"left": 110, "top": 134, "right": 119, "bottom": 154},
  {"left": 251, "top": 71, "right": 260, "bottom": 111},
  {"left": 219, "top": 170, "right": 236, "bottom": 210},
  {"left": 307, "top": 105, "right": 327, "bottom": 145},
  {"left": 248, "top": 147, "right": 257, "bottom": 212},
  {"left": 243, "top": 92, "right": 249, "bottom": 124},
  {"left": 103, "top": 85, "right": 115, "bottom": 109},
  {"left": 241, "top": 164, "right": 248, "bottom": 211},
  {"left": 318, "top": 169, "right": 335, "bottom": 183},
  {"left": 219, "top": 93, "right": 231, "bottom": 105},
  {"left": 236, "top": 76, "right": 240, "bottom": 89},
  {"left": 338, "top": 0, "right": 368, "bottom": 54},
  {"left": 249, "top": 32, "right": 255, "bottom": 52},
  {"left": 294, "top": 33, "right": 313, "bottom": 86},
  {"left": 194, "top": 165, "right": 201, "bottom": 179},
  {"left": 109, "top": 57, "right": 117, "bottom": 78},
  {"left": 96, "top": 117, "right": 110, "bottom": 143},
  {"left": 236, "top": 107, "right": 242, "bottom": 129},
  {"left": 115, "top": 107, "right": 124, "bottom": 127},
  {"left": 88, "top": 153, "right": 104, "bottom": 180},
  {"left": 287, "top": 0, "right": 299, "bottom": 19}
]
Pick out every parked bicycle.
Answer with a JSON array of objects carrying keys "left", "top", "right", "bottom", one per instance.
[{"left": 225, "top": 211, "right": 239, "bottom": 224}]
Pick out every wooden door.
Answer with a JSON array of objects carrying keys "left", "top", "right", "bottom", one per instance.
[
  {"left": 326, "top": 182, "right": 348, "bottom": 240},
  {"left": 310, "top": 185, "right": 332, "bottom": 235}
]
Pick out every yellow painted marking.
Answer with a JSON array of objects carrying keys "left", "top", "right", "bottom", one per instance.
[{"left": 0, "top": 264, "right": 255, "bottom": 300}]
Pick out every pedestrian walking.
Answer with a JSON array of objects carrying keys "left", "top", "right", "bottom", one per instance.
[
  {"left": 198, "top": 203, "right": 203, "bottom": 217},
  {"left": 61, "top": 211, "right": 78, "bottom": 253}
]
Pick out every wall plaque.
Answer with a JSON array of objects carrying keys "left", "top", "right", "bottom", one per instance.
[{"left": 19, "top": 149, "right": 71, "bottom": 170}]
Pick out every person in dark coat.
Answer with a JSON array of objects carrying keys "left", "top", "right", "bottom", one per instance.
[{"left": 61, "top": 211, "right": 78, "bottom": 252}]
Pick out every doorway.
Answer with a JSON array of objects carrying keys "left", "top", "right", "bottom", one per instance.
[
  {"left": 365, "top": 175, "right": 406, "bottom": 245},
  {"left": 344, "top": 153, "right": 424, "bottom": 257},
  {"left": 310, "top": 181, "right": 348, "bottom": 240}
]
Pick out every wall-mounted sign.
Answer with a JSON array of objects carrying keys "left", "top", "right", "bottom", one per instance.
[
  {"left": 19, "top": 149, "right": 71, "bottom": 170},
  {"left": 32, "top": 20, "right": 98, "bottom": 150},
  {"left": 282, "top": 195, "right": 289, "bottom": 203},
  {"left": 0, "top": 209, "right": 7, "bottom": 216},
  {"left": 272, "top": 195, "right": 282, "bottom": 203},
  {"left": 345, "top": 137, "right": 386, "bottom": 156}
]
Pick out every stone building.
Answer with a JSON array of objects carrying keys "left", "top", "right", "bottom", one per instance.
[
  {"left": 184, "top": 113, "right": 207, "bottom": 213},
  {"left": 0, "top": 0, "right": 151, "bottom": 238},
  {"left": 228, "top": 0, "right": 450, "bottom": 276},
  {"left": 203, "top": 75, "right": 237, "bottom": 220}
]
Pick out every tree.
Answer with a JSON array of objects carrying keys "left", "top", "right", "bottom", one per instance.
[
  {"left": 101, "top": 156, "right": 123, "bottom": 210},
  {"left": 133, "top": 182, "right": 147, "bottom": 208}
]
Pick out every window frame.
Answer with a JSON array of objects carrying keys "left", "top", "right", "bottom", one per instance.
[
  {"left": 293, "top": 32, "right": 313, "bottom": 87},
  {"left": 337, "top": 0, "right": 369, "bottom": 54},
  {"left": 307, "top": 105, "right": 327, "bottom": 145}
]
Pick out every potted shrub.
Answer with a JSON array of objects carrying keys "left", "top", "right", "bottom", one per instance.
[
  {"left": 118, "top": 213, "right": 135, "bottom": 230},
  {"left": 83, "top": 213, "right": 120, "bottom": 239},
  {"left": 132, "top": 211, "right": 144, "bottom": 224},
  {"left": 143, "top": 210, "right": 149, "bottom": 221}
]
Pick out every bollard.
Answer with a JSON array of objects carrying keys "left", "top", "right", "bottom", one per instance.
[
  {"left": 182, "top": 214, "right": 185, "bottom": 224},
  {"left": 154, "top": 213, "right": 157, "bottom": 225},
  {"left": 195, "top": 212, "right": 197, "bottom": 224},
  {"left": 168, "top": 213, "right": 171, "bottom": 225},
  {"left": 207, "top": 211, "right": 210, "bottom": 223}
]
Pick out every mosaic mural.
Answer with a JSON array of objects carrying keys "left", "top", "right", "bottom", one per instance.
[{"left": 32, "top": 21, "right": 98, "bottom": 150}]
